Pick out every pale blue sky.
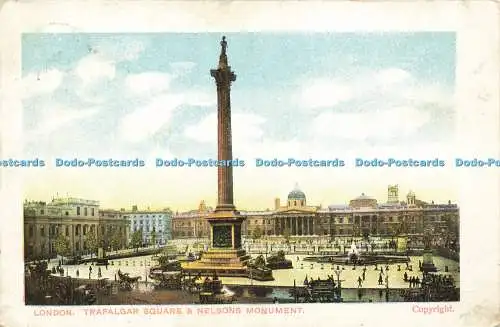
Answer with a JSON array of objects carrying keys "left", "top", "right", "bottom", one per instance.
[{"left": 21, "top": 33, "right": 457, "bottom": 209}]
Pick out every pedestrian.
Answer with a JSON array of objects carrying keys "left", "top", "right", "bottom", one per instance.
[
  {"left": 358, "top": 276, "right": 362, "bottom": 288},
  {"left": 76, "top": 269, "right": 79, "bottom": 278},
  {"left": 378, "top": 274, "right": 383, "bottom": 285},
  {"left": 362, "top": 271, "right": 366, "bottom": 281}
]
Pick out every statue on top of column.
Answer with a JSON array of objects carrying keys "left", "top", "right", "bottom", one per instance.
[{"left": 220, "top": 36, "right": 227, "bottom": 55}]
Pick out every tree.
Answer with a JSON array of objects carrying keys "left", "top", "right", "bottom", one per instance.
[
  {"left": 252, "top": 226, "right": 262, "bottom": 240},
  {"left": 110, "top": 228, "right": 122, "bottom": 252},
  {"left": 130, "top": 230, "right": 142, "bottom": 252},
  {"left": 151, "top": 227, "right": 157, "bottom": 248},
  {"left": 85, "top": 232, "right": 98, "bottom": 257},
  {"left": 53, "top": 234, "right": 71, "bottom": 257}
]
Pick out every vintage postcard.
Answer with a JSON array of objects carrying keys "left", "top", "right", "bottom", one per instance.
[{"left": 0, "top": 1, "right": 499, "bottom": 327}]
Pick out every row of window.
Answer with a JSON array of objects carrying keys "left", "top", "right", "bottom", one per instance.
[
  {"left": 27, "top": 225, "right": 124, "bottom": 237},
  {"left": 130, "top": 214, "right": 167, "bottom": 218},
  {"left": 246, "top": 216, "right": 421, "bottom": 225},
  {"left": 132, "top": 227, "right": 163, "bottom": 233},
  {"left": 133, "top": 220, "right": 164, "bottom": 225},
  {"left": 76, "top": 207, "right": 95, "bottom": 217}
]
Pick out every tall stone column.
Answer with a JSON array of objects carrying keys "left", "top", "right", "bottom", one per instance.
[{"left": 211, "top": 36, "right": 237, "bottom": 213}]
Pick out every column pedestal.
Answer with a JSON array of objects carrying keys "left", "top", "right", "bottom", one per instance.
[{"left": 182, "top": 211, "right": 274, "bottom": 281}]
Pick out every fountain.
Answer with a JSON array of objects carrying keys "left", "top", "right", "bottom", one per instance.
[
  {"left": 304, "top": 239, "right": 410, "bottom": 265},
  {"left": 348, "top": 241, "right": 360, "bottom": 263}
]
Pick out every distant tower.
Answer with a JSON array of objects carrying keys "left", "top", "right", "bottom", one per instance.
[
  {"left": 388, "top": 185, "right": 399, "bottom": 203},
  {"left": 274, "top": 198, "right": 281, "bottom": 210},
  {"left": 198, "top": 200, "right": 207, "bottom": 212},
  {"left": 407, "top": 191, "right": 416, "bottom": 207}
]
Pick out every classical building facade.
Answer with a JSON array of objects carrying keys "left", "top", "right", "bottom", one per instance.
[
  {"left": 122, "top": 206, "right": 173, "bottom": 245},
  {"left": 23, "top": 197, "right": 129, "bottom": 260},
  {"left": 172, "top": 201, "right": 211, "bottom": 239},
  {"left": 171, "top": 186, "right": 460, "bottom": 243}
]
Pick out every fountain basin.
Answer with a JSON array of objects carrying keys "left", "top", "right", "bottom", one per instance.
[{"left": 303, "top": 254, "right": 410, "bottom": 266}]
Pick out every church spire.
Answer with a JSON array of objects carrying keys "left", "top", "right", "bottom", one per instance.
[{"left": 218, "top": 36, "right": 229, "bottom": 69}]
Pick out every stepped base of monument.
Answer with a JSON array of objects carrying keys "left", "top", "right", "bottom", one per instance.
[{"left": 181, "top": 248, "right": 274, "bottom": 281}]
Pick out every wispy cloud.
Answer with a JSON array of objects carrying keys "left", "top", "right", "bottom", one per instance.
[
  {"left": 311, "top": 106, "right": 431, "bottom": 141},
  {"left": 91, "top": 39, "right": 146, "bottom": 62},
  {"left": 124, "top": 72, "right": 173, "bottom": 97},
  {"left": 184, "top": 112, "right": 266, "bottom": 144},
  {"left": 74, "top": 54, "right": 116, "bottom": 87},
  {"left": 299, "top": 78, "right": 354, "bottom": 109},
  {"left": 375, "top": 68, "right": 412, "bottom": 86},
  {"left": 26, "top": 106, "right": 100, "bottom": 141},
  {"left": 169, "top": 61, "right": 197, "bottom": 76},
  {"left": 21, "top": 69, "right": 64, "bottom": 99},
  {"left": 119, "top": 94, "right": 185, "bottom": 144}
]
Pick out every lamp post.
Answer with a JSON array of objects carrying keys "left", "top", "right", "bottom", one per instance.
[
  {"left": 144, "top": 257, "right": 147, "bottom": 285},
  {"left": 334, "top": 267, "right": 342, "bottom": 299},
  {"left": 385, "top": 275, "right": 389, "bottom": 302}
]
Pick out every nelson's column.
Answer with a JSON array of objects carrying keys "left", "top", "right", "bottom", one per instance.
[{"left": 182, "top": 37, "right": 273, "bottom": 280}]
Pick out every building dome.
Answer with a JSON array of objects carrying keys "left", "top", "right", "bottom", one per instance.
[{"left": 288, "top": 188, "right": 306, "bottom": 201}]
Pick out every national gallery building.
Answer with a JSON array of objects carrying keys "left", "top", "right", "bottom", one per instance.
[
  {"left": 23, "top": 197, "right": 129, "bottom": 260},
  {"left": 171, "top": 185, "right": 459, "bottom": 241}
]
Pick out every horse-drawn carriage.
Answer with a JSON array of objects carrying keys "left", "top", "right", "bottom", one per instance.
[
  {"left": 117, "top": 270, "right": 141, "bottom": 291},
  {"left": 308, "top": 278, "right": 338, "bottom": 302},
  {"left": 291, "top": 277, "right": 339, "bottom": 303},
  {"left": 149, "top": 271, "right": 183, "bottom": 290},
  {"left": 148, "top": 256, "right": 184, "bottom": 290}
]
